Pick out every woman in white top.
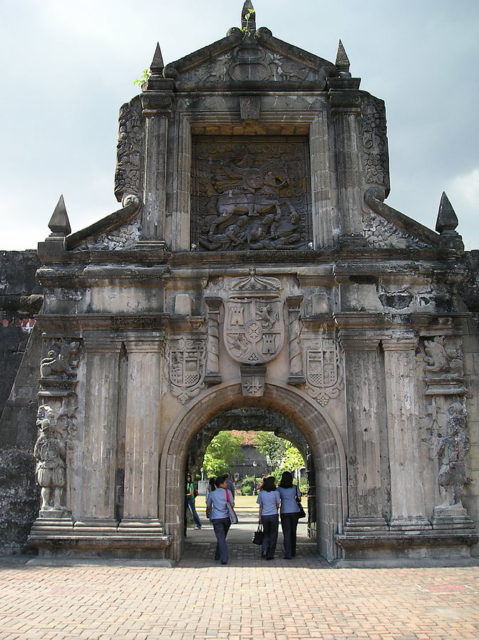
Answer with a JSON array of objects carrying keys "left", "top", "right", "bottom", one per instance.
[
  {"left": 256, "top": 476, "right": 280, "bottom": 560},
  {"left": 277, "top": 471, "right": 301, "bottom": 559},
  {"left": 206, "top": 475, "right": 235, "bottom": 564}
]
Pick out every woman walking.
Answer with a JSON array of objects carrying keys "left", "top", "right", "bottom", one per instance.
[
  {"left": 277, "top": 471, "right": 301, "bottom": 559},
  {"left": 256, "top": 476, "right": 280, "bottom": 560},
  {"left": 206, "top": 475, "right": 235, "bottom": 564},
  {"left": 186, "top": 473, "right": 202, "bottom": 530}
]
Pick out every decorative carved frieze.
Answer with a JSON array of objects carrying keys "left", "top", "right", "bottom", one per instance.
[
  {"left": 360, "top": 94, "right": 390, "bottom": 192},
  {"left": 304, "top": 332, "right": 343, "bottom": 406},
  {"left": 362, "top": 210, "right": 430, "bottom": 249},
  {"left": 175, "top": 45, "right": 327, "bottom": 87},
  {"left": 167, "top": 336, "right": 206, "bottom": 404},
  {"left": 191, "top": 136, "right": 310, "bottom": 251},
  {"left": 223, "top": 271, "right": 284, "bottom": 365}
]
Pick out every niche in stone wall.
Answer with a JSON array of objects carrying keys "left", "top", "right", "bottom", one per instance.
[{"left": 191, "top": 135, "right": 311, "bottom": 251}]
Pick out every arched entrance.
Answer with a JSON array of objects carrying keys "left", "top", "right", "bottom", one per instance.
[{"left": 159, "top": 382, "right": 347, "bottom": 563}]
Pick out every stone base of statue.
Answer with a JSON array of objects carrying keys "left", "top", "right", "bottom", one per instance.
[
  {"left": 28, "top": 517, "right": 171, "bottom": 559},
  {"left": 432, "top": 505, "right": 476, "bottom": 531}
]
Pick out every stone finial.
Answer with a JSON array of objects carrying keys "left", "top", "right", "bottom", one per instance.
[
  {"left": 150, "top": 42, "right": 164, "bottom": 74},
  {"left": 241, "top": 0, "right": 256, "bottom": 32},
  {"left": 336, "top": 40, "right": 351, "bottom": 77},
  {"left": 436, "top": 192, "right": 459, "bottom": 233},
  {"left": 48, "top": 195, "right": 71, "bottom": 236}
]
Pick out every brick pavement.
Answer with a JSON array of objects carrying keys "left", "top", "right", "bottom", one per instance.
[{"left": 0, "top": 523, "right": 478, "bottom": 640}]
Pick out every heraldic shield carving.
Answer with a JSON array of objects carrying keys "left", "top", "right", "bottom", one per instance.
[
  {"left": 305, "top": 334, "right": 343, "bottom": 406},
  {"left": 224, "top": 270, "right": 284, "bottom": 365},
  {"left": 168, "top": 337, "right": 206, "bottom": 404}
]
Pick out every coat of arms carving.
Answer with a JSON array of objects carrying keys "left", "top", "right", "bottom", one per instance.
[
  {"left": 168, "top": 337, "right": 206, "bottom": 404},
  {"left": 224, "top": 271, "right": 284, "bottom": 365},
  {"left": 305, "top": 334, "right": 343, "bottom": 406}
]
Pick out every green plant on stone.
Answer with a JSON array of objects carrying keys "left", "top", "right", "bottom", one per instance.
[
  {"left": 241, "top": 8, "right": 255, "bottom": 32},
  {"left": 133, "top": 68, "right": 151, "bottom": 88}
]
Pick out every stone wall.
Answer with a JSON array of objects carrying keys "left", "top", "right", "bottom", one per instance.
[{"left": 0, "top": 250, "right": 42, "bottom": 553}]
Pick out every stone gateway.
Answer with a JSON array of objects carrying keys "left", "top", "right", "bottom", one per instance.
[{"left": 5, "top": 2, "right": 478, "bottom": 564}]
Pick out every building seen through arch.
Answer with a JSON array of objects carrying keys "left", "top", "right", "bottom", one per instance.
[{"left": 1, "top": 2, "right": 478, "bottom": 564}]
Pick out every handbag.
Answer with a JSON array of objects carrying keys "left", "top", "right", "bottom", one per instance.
[
  {"left": 225, "top": 489, "right": 238, "bottom": 524},
  {"left": 296, "top": 486, "right": 306, "bottom": 519},
  {"left": 252, "top": 523, "right": 264, "bottom": 545}
]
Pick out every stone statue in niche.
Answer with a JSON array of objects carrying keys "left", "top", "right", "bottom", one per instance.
[
  {"left": 34, "top": 405, "right": 67, "bottom": 512},
  {"left": 192, "top": 137, "right": 310, "bottom": 251}
]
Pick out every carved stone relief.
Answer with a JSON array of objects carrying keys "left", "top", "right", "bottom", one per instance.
[
  {"left": 114, "top": 96, "right": 144, "bottom": 201},
  {"left": 422, "top": 335, "right": 465, "bottom": 395},
  {"left": 425, "top": 396, "right": 471, "bottom": 508},
  {"left": 304, "top": 332, "right": 344, "bottom": 406},
  {"left": 192, "top": 136, "right": 310, "bottom": 251},
  {"left": 167, "top": 336, "right": 206, "bottom": 404},
  {"left": 177, "top": 45, "right": 326, "bottom": 86},
  {"left": 223, "top": 271, "right": 284, "bottom": 364}
]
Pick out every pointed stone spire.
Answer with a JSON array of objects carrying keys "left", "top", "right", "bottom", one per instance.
[
  {"left": 150, "top": 42, "right": 164, "bottom": 74},
  {"left": 241, "top": 0, "right": 256, "bottom": 32},
  {"left": 336, "top": 40, "right": 351, "bottom": 77},
  {"left": 436, "top": 192, "right": 459, "bottom": 233},
  {"left": 48, "top": 195, "right": 71, "bottom": 236}
]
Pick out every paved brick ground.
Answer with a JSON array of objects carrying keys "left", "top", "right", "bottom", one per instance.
[{"left": 1, "top": 520, "right": 478, "bottom": 640}]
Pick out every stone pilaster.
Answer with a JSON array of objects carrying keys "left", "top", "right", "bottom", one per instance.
[
  {"left": 204, "top": 297, "right": 222, "bottom": 384},
  {"left": 340, "top": 331, "right": 388, "bottom": 533},
  {"left": 287, "top": 295, "right": 305, "bottom": 385},
  {"left": 329, "top": 77, "right": 366, "bottom": 247},
  {"left": 383, "top": 336, "right": 431, "bottom": 531},
  {"left": 117, "top": 338, "right": 165, "bottom": 536},
  {"left": 140, "top": 89, "right": 173, "bottom": 245},
  {"left": 76, "top": 337, "right": 122, "bottom": 531}
]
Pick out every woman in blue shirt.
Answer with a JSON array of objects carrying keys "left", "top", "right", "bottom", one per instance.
[
  {"left": 277, "top": 471, "right": 301, "bottom": 559},
  {"left": 256, "top": 476, "right": 280, "bottom": 560},
  {"left": 206, "top": 475, "right": 235, "bottom": 564}
]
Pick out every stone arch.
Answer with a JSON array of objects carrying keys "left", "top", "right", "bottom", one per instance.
[{"left": 159, "top": 381, "right": 347, "bottom": 563}]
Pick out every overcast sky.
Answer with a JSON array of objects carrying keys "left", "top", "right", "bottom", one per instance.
[{"left": 1, "top": 0, "right": 478, "bottom": 251}]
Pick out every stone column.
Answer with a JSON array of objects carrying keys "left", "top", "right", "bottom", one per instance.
[
  {"left": 119, "top": 337, "right": 164, "bottom": 533},
  {"left": 340, "top": 333, "right": 388, "bottom": 533},
  {"left": 77, "top": 338, "right": 121, "bottom": 530},
  {"left": 329, "top": 78, "right": 365, "bottom": 246},
  {"left": 383, "top": 336, "right": 431, "bottom": 531}
]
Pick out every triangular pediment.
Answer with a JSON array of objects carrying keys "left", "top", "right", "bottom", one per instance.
[{"left": 163, "top": 29, "right": 337, "bottom": 89}]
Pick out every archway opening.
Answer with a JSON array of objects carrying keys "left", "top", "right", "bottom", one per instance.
[{"left": 160, "top": 383, "right": 346, "bottom": 563}]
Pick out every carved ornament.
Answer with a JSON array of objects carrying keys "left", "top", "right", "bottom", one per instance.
[
  {"left": 304, "top": 333, "right": 343, "bottom": 406},
  {"left": 167, "top": 336, "right": 206, "bottom": 404}
]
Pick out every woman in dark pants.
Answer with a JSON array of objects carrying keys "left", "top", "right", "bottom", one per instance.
[
  {"left": 206, "top": 475, "right": 234, "bottom": 564},
  {"left": 277, "top": 471, "right": 301, "bottom": 559},
  {"left": 256, "top": 476, "right": 281, "bottom": 560}
]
